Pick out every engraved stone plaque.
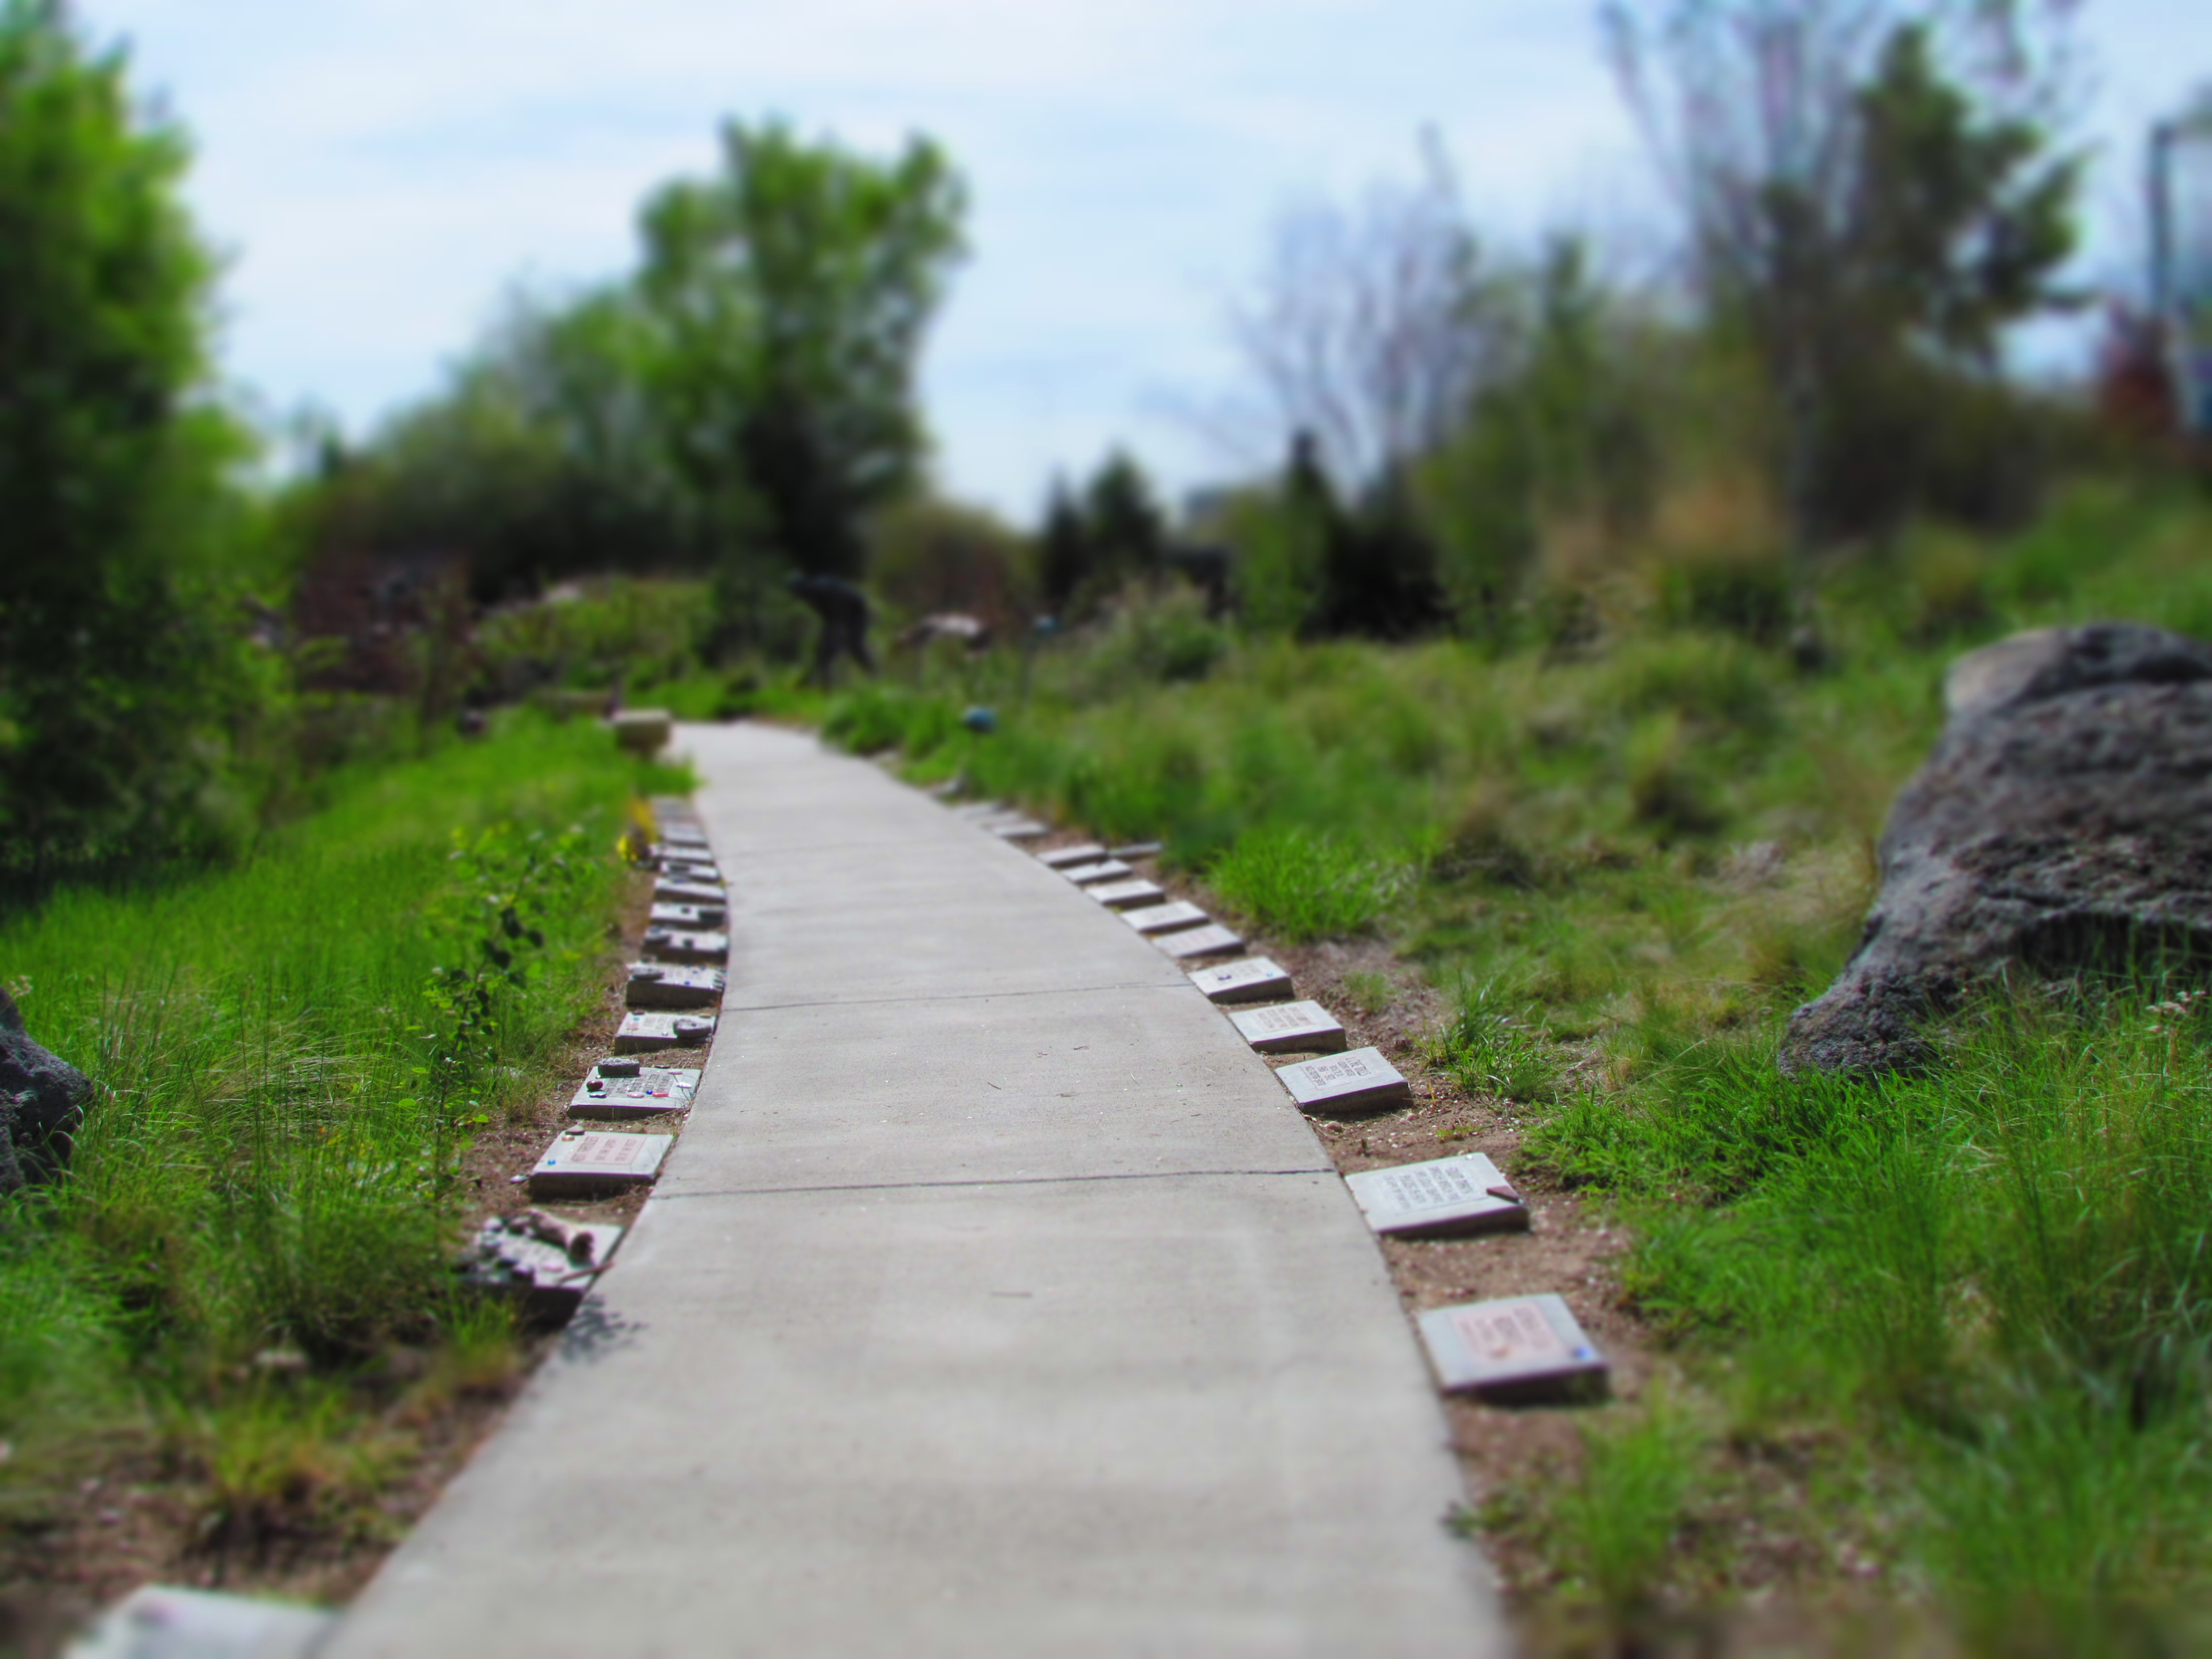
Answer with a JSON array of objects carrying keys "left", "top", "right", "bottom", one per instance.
[
  {"left": 656, "top": 856, "right": 721, "bottom": 881},
  {"left": 613, "top": 1011, "right": 715, "bottom": 1052},
  {"left": 1060, "top": 859, "right": 1136, "bottom": 886},
  {"left": 1228, "top": 999, "right": 1347, "bottom": 1054},
  {"left": 1345, "top": 1152, "right": 1529, "bottom": 1239},
  {"left": 1157, "top": 923, "right": 1246, "bottom": 960},
  {"left": 1122, "top": 901, "right": 1209, "bottom": 935},
  {"left": 1110, "top": 841, "right": 1164, "bottom": 859},
  {"left": 953, "top": 801, "right": 1006, "bottom": 819},
  {"left": 1275, "top": 1045, "right": 1411, "bottom": 1113},
  {"left": 1087, "top": 878, "right": 1166, "bottom": 910},
  {"left": 1189, "top": 958, "right": 1295, "bottom": 1004},
  {"left": 569, "top": 1062, "right": 701, "bottom": 1119},
  {"left": 458, "top": 1210, "right": 625, "bottom": 1324},
  {"left": 642, "top": 927, "right": 730, "bottom": 965},
  {"left": 987, "top": 819, "right": 1049, "bottom": 840},
  {"left": 655, "top": 878, "right": 729, "bottom": 906},
  {"left": 1038, "top": 844, "right": 1108, "bottom": 868},
  {"left": 1416, "top": 1294, "right": 1608, "bottom": 1403},
  {"left": 625, "top": 962, "right": 725, "bottom": 1009},
  {"left": 651, "top": 901, "right": 727, "bottom": 930},
  {"left": 527, "top": 1128, "right": 672, "bottom": 1196}
]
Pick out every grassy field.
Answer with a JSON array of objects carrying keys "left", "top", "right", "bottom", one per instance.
[
  {"left": 815, "top": 479, "right": 2212, "bottom": 1650},
  {"left": 0, "top": 713, "right": 680, "bottom": 1599}
]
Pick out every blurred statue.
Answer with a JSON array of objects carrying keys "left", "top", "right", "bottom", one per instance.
[{"left": 788, "top": 573, "right": 877, "bottom": 689}]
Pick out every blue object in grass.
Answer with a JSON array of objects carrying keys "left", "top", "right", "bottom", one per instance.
[{"left": 962, "top": 706, "right": 998, "bottom": 734}]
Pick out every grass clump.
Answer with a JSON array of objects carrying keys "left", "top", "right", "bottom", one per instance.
[{"left": 1205, "top": 826, "right": 1413, "bottom": 943}]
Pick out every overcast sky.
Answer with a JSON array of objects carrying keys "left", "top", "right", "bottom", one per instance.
[{"left": 90, "top": 0, "right": 2209, "bottom": 521}]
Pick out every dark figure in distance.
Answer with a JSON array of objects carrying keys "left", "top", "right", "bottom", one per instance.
[{"left": 789, "top": 574, "right": 877, "bottom": 689}]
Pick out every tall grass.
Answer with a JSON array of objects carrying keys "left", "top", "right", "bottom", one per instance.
[{"left": 0, "top": 713, "right": 676, "bottom": 1493}]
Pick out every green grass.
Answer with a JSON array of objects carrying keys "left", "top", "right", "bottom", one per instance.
[{"left": 0, "top": 711, "right": 682, "bottom": 1555}]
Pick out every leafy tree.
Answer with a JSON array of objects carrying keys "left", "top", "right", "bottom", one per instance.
[
  {"left": 637, "top": 120, "right": 967, "bottom": 644},
  {"left": 0, "top": 0, "right": 258, "bottom": 875}
]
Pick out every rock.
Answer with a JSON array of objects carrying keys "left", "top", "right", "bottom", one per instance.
[
  {"left": 1782, "top": 623, "right": 2212, "bottom": 1075},
  {"left": 0, "top": 987, "right": 91, "bottom": 1193}
]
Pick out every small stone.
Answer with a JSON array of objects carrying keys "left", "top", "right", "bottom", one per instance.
[
  {"left": 1122, "top": 901, "right": 1209, "bottom": 935},
  {"left": 1038, "top": 844, "right": 1108, "bottom": 868},
  {"left": 1087, "top": 879, "right": 1166, "bottom": 910},
  {"left": 1415, "top": 1294, "right": 1608, "bottom": 1404},
  {"left": 624, "top": 963, "right": 725, "bottom": 1010},
  {"left": 1274, "top": 1046, "right": 1410, "bottom": 1113},
  {"left": 1228, "top": 1000, "right": 1346, "bottom": 1054},
  {"left": 611, "top": 709, "right": 672, "bottom": 756},
  {"left": 1188, "top": 959, "right": 1295, "bottom": 1004},
  {"left": 1156, "top": 924, "right": 1245, "bottom": 961},
  {"left": 527, "top": 1128, "right": 672, "bottom": 1196},
  {"left": 1345, "top": 1152, "right": 1528, "bottom": 1239}
]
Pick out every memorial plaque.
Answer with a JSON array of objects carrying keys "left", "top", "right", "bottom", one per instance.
[
  {"left": 625, "top": 962, "right": 725, "bottom": 1009},
  {"left": 613, "top": 1011, "right": 715, "bottom": 1052},
  {"left": 1416, "top": 1294, "right": 1608, "bottom": 1403},
  {"left": 655, "top": 878, "right": 729, "bottom": 906},
  {"left": 642, "top": 926, "right": 730, "bottom": 965},
  {"left": 987, "top": 819, "right": 1049, "bottom": 840},
  {"left": 651, "top": 901, "right": 727, "bottom": 930},
  {"left": 1122, "top": 901, "right": 1209, "bottom": 935},
  {"left": 953, "top": 801, "right": 1006, "bottom": 820},
  {"left": 649, "top": 794, "right": 695, "bottom": 819},
  {"left": 1228, "top": 999, "right": 1347, "bottom": 1054},
  {"left": 569, "top": 1062, "right": 701, "bottom": 1119},
  {"left": 1060, "top": 859, "right": 1135, "bottom": 886},
  {"left": 656, "top": 855, "right": 721, "bottom": 881},
  {"left": 527, "top": 1127, "right": 672, "bottom": 1196},
  {"left": 72, "top": 1586, "right": 336, "bottom": 1659},
  {"left": 458, "top": 1209, "right": 625, "bottom": 1324},
  {"left": 1275, "top": 1046, "right": 1411, "bottom": 1113},
  {"left": 1087, "top": 878, "right": 1166, "bottom": 910},
  {"left": 1157, "top": 923, "right": 1246, "bottom": 960},
  {"left": 1110, "top": 841, "right": 1165, "bottom": 859},
  {"left": 1038, "top": 843, "right": 1108, "bottom": 868},
  {"left": 1189, "top": 958, "right": 1295, "bottom": 1004},
  {"left": 1345, "top": 1152, "right": 1529, "bottom": 1239}
]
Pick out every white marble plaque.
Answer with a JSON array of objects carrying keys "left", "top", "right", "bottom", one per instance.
[
  {"left": 651, "top": 901, "right": 727, "bottom": 930},
  {"left": 1087, "top": 878, "right": 1166, "bottom": 910},
  {"left": 625, "top": 962, "right": 725, "bottom": 1009},
  {"left": 1189, "top": 958, "right": 1294, "bottom": 1003},
  {"left": 1122, "top": 901, "right": 1208, "bottom": 935},
  {"left": 1416, "top": 1294, "right": 1608, "bottom": 1402},
  {"left": 1157, "top": 923, "right": 1246, "bottom": 960},
  {"left": 655, "top": 878, "right": 729, "bottom": 906},
  {"left": 569, "top": 1062, "right": 701, "bottom": 1119},
  {"left": 527, "top": 1128, "right": 672, "bottom": 1196},
  {"left": 613, "top": 1011, "right": 715, "bottom": 1052},
  {"left": 1060, "top": 859, "right": 1135, "bottom": 886},
  {"left": 1345, "top": 1152, "right": 1529, "bottom": 1238},
  {"left": 643, "top": 927, "right": 730, "bottom": 965},
  {"left": 1038, "top": 843, "right": 1108, "bottom": 868},
  {"left": 1228, "top": 999, "right": 1347, "bottom": 1054},
  {"left": 1275, "top": 1045, "right": 1411, "bottom": 1112}
]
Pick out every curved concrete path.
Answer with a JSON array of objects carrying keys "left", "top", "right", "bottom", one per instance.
[{"left": 331, "top": 722, "right": 1505, "bottom": 1656}]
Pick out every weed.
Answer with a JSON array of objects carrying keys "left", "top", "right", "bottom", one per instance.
[
  {"left": 1433, "top": 983, "right": 1560, "bottom": 1102},
  {"left": 1342, "top": 970, "right": 1395, "bottom": 1015},
  {"left": 1207, "top": 827, "right": 1410, "bottom": 944},
  {"left": 1544, "top": 1394, "right": 1701, "bottom": 1626}
]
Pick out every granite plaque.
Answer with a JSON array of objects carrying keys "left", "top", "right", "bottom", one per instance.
[
  {"left": 1110, "top": 841, "right": 1164, "bottom": 859},
  {"left": 1345, "top": 1152, "right": 1529, "bottom": 1239},
  {"left": 655, "top": 878, "right": 729, "bottom": 906},
  {"left": 651, "top": 901, "right": 727, "bottom": 930},
  {"left": 1122, "top": 901, "right": 1209, "bottom": 935},
  {"left": 1157, "top": 923, "right": 1246, "bottom": 960},
  {"left": 1228, "top": 999, "right": 1347, "bottom": 1054},
  {"left": 643, "top": 926, "right": 730, "bottom": 965},
  {"left": 569, "top": 1062, "right": 701, "bottom": 1119},
  {"left": 1087, "top": 878, "right": 1166, "bottom": 910},
  {"left": 613, "top": 1011, "right": 715, "bottom": 1052},
  {"left": 953, "top": 801, "right": 1006, "bottom": 819},
  {"left": 458, "top": 1210, "right": 624, "bottom": 1323},
  {"left": 987, "top": 819, "right": 1049, "bottom": 840},
  {"left": 1416, "top": 1294, "right": 1608, "bottom": 1403},
  {"left": 1060, "top": 859, "right": 1136, "bottom": 886},
  {"left": 1275, "top": 1045, "right": 1411, "bottom": 1113},
  {"left": 657, "top": 856, "right": 721, "bottom": 881},
  {"left": 527, "top": 1127, "right": 672, "bottom": 1196},
  {"left": 1038, "top": 843, "right": 1108, "bottom": 868},
  {"left": 71, "top": 1586, "right": 336, "bottom": 1659},
  {"left": 1189, "top": 958, "right": 1294, "bottom": 1004},
  {"left": 625, "top": 962, "right": 725, "bottom": 1009}
]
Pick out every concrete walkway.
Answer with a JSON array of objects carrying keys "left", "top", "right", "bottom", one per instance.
[{"left": 330, "top": 722, "right": 1505, "bottom": 1656}]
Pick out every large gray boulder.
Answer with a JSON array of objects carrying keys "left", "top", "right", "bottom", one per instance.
[
  {"left": 1781, "top": 623, "right": 2212, "bottom": 1075},
  {"left": 0, "top": 985, "right": 90, "bottom": 1192}
]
